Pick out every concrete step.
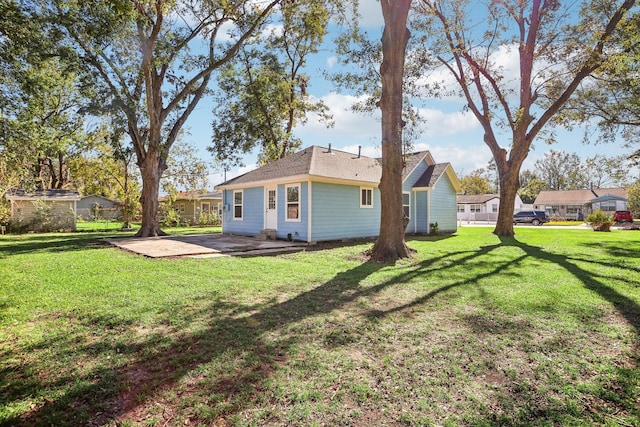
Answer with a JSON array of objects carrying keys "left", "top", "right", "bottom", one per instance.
[{"left": 257, "top": 229, "right": 276, "bottom": 240}]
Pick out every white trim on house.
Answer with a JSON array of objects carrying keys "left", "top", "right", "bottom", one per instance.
[
  {"left": 360, "top": 187, "right": 374, "bottom": 208},
  {"left": 217, "top": 174, "right": 380, "bottom": 191},
  {"left": 285, "top": 183, "right": 301, "bottom": 222},
  {"left": 233, "top": 190, "right": 243, "bottom": 220},
  {"left": 307, "top": 180, "right": 313, "bottom": 242}
]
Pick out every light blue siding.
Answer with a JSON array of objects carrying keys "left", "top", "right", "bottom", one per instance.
[
  {"left": 403, "top": 161, "right": 429, "bottom": 234},
  {"left": 275, "top": 182, "right": 309, "bottom": 241},
  {"left": 429, "top": 176, "right": 458, "bottom": 232},
  {"left": 414, "top": 191, "right": 428, "bottom": 233},
  {"left": 221, "top": 188, "right": 264, "bottom": 236},
  {"left": 403, "top": 161, "right": 429, "bottom": 190},
  {"left": 310, "top": 182, "right": 380, "bottom": 241}
]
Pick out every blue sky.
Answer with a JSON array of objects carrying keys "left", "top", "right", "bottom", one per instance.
[{"left": 180, "top": 0, "right": 635, "bottom": 189}]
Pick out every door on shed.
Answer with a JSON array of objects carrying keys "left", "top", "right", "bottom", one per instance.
[{"left": 265, "top": 186, "right": 277, "bottom": 230}]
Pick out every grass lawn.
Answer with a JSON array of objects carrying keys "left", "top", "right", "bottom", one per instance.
[{"left": 0, "top": 227, "right": 639, "bottom": 426}]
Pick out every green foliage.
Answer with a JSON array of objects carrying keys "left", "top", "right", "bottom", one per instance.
[
  {"left": 2, "top": 228, "right": 640, "bottom": 425},
  {"left": 162, "top": 140, "right": 209, "bottom": 194},
  {"left": 160, "top": 204, "right": 181, "bottom": 228},
  {"left": 460, "top": 175, "right": 491, "bottom": 195},
  {"left": 429, "top": 221, "right": 439, "bottom": 235},
  {"left": 627, "top": 182, "right": 640, "bottom": 217},
  {"left": 535, "top": 150, "right": 588, "bottom": 191},
  {"left": 210, "top": 0, "right": 334, "bottom": 167},
  {"left": 519, "top": 178, "right": 547, "bottom": 204},
  {"left": 0, "top": 198, "right": 10, "bottom": 226},
  {"left": 2, "top": 57, "right": 89, "bottom": 191},
  {"left": 585, "top": 209, "right": 613, "bottom": 232}
]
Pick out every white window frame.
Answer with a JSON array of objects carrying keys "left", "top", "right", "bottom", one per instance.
[
  {"left": 402, "top": 192, "right": 411, "bottom": 218},
  {"left": 233, "top": 190, "right": 243, "bottom": 220},
  {"left": 285, "top": 184, "right": 301, "bottom": 222},
  {"left": 470, "top": 204, "right": 482, "bottom": 213},
  {"left": 360, "top": 187, "right": 373, "bottom": 208},
  {"left": 457, "top": 204, "right": 465, "bottom": 213}
]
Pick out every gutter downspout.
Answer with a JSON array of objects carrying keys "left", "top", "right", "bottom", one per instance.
[
  {"left": 427, "top": 190, "right": 431, "bottom": 234},
  {"left": 307, "top": 180, "right": 312, "bottom": 243}
]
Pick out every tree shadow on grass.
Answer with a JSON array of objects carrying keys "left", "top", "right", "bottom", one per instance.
[
  {"left": 373, "top": 234, "right": 640, "bottom": 425},
  {"left": 3, "top": 240, "right": 496, "bottom": 426},
  {"left": 3, "top": 235, "right": 639, "bottom": 426},
  {"left": 0, "top": 233, "right": 122, "bottom": 257}
]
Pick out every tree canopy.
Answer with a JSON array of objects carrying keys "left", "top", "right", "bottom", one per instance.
[
  {"left": 210, "top": 0, "right": 337, "bottom": 168},
  {"left": 411, "top": 0, "right": 637, "bottom": 236},
  {"left": 26, "top": 0, "right": 283, "bottom": 236}
]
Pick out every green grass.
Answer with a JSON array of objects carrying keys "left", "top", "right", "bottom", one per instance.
[{"left": 1, "top": 227, "right": 639, "bottom": 426}]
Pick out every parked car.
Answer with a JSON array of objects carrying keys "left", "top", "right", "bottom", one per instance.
[
  {"left": 513, "top": 210, "right": 549, "bottom": 226},
  {"left": 613, "top": 210, "right": 633, "bottom": 223}
]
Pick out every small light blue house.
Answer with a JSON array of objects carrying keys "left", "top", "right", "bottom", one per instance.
[{"left": 215, "top": 145, "right": 462, "bottom": 243}]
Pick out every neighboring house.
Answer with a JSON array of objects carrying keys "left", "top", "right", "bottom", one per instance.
[
  {"left": 160, "top": 191, "right": 223, "bottom": 224},
  {"left": 77, "top": 195, "right": 123, "bottom": 221},
  {"left": 456, "top": 193, "right": 524, "bottom": 222},
  {"left": 6, "top": 189, "right": 80, "bottom": 231},
  {"left": 533, "top": 187, "right": 628, "bottom": 219},
  {"left": 214, "top": 145, "right": 462, "bottom": 243}
]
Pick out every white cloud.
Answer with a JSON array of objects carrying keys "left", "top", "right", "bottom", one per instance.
[
  {"left": 326, "top": 56, "right": 338, "bottom": 68},
  {"left": 418, "top": 108, "right": 479, "bottom": 136}
]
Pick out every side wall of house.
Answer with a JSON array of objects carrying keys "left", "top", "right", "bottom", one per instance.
[
  {"left": 221, "top": 188, "right": 264, "bottom": 236},
  {"left": 310, "top": 182, "right": 380, "bottom": 242},
  {"left": 11, "top": 200, "right": 76, "bottom": 230},
  {"left": 77, "top": 196, "right": 121, "bottom": 221},
  {"left": 403, "top": 160, "right": 430, "bottom": 233},
  {"left": 276, "top": 182, "right": 309, "bottom": 241},
  {"left": 429, "top": 176, "right": 458, "bottom": 232},
  {"left": 414, "top": 191, "right": 428, "bottom": 234}
]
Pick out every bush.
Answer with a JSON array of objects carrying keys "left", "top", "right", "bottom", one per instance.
[{"left": 586, "top": 209, "right": 613, "bottom": 232}]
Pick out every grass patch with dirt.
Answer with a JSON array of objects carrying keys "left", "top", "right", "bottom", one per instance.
[{"left": 0, "top": 227, "right": 638, "bottom": 426}]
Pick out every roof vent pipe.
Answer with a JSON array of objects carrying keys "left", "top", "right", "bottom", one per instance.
[
  {"left": 358, "top": 145, "right": 361, "bottom": 158},
  {"left": 328, "top": 143, "right": 332, "bottom": 153}
]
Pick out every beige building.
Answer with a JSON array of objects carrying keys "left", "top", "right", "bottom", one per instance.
[
  {"left": 6, "top": 189, "right": 80, "bottom": 231},
  {"left": 160, "top": 191, "right": 223, "bottom": 225},
  {"left": 533, "top": 188, "right": 628, "bottom": 219}
]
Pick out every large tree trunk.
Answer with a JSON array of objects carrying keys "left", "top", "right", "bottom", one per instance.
[
  {"left": 370, "top": 0, "right": 412, "bottom": 263},
  {"left": 493, "top": 173, "right": 520, "bottom": 236},
  {"left": 493, "top": 150, "right": 526, "bottom": 236},
  {"left": 135, "top": 149, "right": 166, "bottom": 237}
]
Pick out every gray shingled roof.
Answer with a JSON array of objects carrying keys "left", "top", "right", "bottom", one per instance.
[
  {"left": 413, "top": 163, "right": 451, "bottom": 188},
  {"left": 456, "top": 193, "right": 500, "bottom": 204},
  {"left": 6, "top": 189, "right": 81, "bottom": 200},
  {"left": 534, "top": 188, "right": 627, "bottom": 205},
  {"left": 217, "top": 146, "right": 433, "bottom": 188}
]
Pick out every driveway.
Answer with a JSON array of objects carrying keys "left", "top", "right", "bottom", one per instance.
[{"left": 108, "top": 233, "right": 306, "bottom": 258}]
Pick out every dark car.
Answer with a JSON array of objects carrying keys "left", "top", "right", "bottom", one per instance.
[
  {"left": 613, "top": 210, "right": 633, "bottom": 223},
  {"left": 513, "top": 210, "right": 549, "bottom": 226}
]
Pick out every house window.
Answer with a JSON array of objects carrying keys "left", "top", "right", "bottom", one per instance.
[
  {"left": 402, "top": 192, "right": 410, "bottom": 218},
  {"left": 600, "top": 201, "right": 616, "bottom": 212},
  {"left": 470, "top": 204, "right": 482, "bottom": 213},
  {"left": 492, "top": 205, "right": 498, "bottom": 213},
  {"left": 457, "top": 204, "right": 465, "bottom": 213},
  {"left": 233, "top": 190, "right": 243, "bottom": 220},
  {"left": 566, "top": 205, "right": 581, "bottom": 215},
  {"left": 360, "top": 188, "right": 373, "bottom": 208},
  {"left": 286, "top": 184, "right": 300, "bottom": 221},
  {"left": 201, "top": 202, "right": 210, "bottom": 214},
  {"left": 179, "top": 203, "right": 185, "bottom": 214}
]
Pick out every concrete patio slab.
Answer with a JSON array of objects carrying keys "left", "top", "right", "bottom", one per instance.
[{"left": 108, "top": 234, "right": 306, "bottom": 258}]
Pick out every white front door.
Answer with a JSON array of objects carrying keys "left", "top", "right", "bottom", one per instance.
[{"left": 265, "top": 187, "right": 277, "bottom": 229}]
